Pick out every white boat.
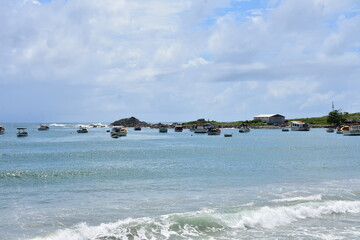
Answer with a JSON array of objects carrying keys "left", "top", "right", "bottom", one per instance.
[
  {"left": 111, "top": 126, "right": 128, "bottom": 138},
  {"left": 38, "top": 124, "right": 50, "bottom": 131},
  {"left": 193, "top": 125, "right": 208, "bottom": 133},
  {"left": 0, "top": 125, "right": 5, "bottom": 134},
  {"left": 343, "top": 125, "right": 360, "bottom": 136},
  {"left": 208, "top": 128, "right": 221, "bottom": 135},
  {"left": 174, "top": 125, "right": 183, "bottom": 132},
  {"left": 282, "top": 128, "right": 289, "bottom": 132},
  {"left": 17, "top": 128, "right": 28, "bottom": 137},
  {"left": 290, "top": 121, "right": 310, "bottom": 131},
  {"left": 77, "top": 127, "right": 88, "bottom": 133},
  {"left": 239, "top": 127, "right": 250, "bottom": 133}
]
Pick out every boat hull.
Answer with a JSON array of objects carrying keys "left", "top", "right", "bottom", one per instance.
[
  {"left": 239, "top": 128, "right": 250, "bottom": 133},
  {"left": 208, "top": 132, "right": 221, "bottom": 135},
  {"left": 17, "top": 133, "right": 28, "bottom": 137},
  {"left": 194, "top": 129, "right": 207, "bottom": 133},
  {"left": 77, "top": 130, "right": 88, "bottom": 133}
]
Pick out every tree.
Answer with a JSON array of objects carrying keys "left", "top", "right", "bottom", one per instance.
[{"left": 327, "top": 110, "right": 344, "bottom": 127}]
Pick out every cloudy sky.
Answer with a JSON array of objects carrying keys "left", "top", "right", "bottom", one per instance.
[{"left": 1, "top": 0, "right": 360, "bottom": 123}]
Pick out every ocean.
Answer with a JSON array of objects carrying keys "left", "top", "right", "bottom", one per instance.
[{"left": 1, "top": 123, "right": 360, "bottom": 240}]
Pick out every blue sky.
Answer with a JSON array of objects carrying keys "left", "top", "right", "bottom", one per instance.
[{"left": 1, "top": 0, "right": 360, "bottom": 123}]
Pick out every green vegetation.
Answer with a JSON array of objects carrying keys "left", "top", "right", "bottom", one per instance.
[
  {"left": 327, "top": 110, "right": 344, "bottom": 126},
  {"left": 289, "top": 112, "right": 360, "bottom": 126},
  {"left": 182, "top": 118, "right": 267, "bottom": 128},
  {"left": 183, "top": 112, "right": 360, "bottom": 128}
]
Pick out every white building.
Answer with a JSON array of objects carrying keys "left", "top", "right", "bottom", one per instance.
[{"left": 254, "top": 114, "right": 285, "bottom": 125}]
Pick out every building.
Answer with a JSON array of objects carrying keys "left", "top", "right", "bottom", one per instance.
[{"left": 253, "top": 114, "right": 285, "bottom": 125}]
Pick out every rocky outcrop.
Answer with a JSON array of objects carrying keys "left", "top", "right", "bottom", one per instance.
[{"left": 110, "top": 117, "right": 150, "bottom": 127}]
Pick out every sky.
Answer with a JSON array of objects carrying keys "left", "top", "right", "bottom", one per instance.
[{"left": 1, "top": 0, "right": 360, "bottom": 123}]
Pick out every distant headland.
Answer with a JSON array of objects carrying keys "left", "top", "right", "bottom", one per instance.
[{"left": 111, "top": 112, "right": 360, "bottom": 129}]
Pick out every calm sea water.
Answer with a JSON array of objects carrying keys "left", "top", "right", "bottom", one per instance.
[{"left": 1, "top": 123, "right": 360, "bottom": 240}]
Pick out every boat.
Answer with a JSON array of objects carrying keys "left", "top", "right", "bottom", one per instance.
[
  {"left": 110, "top": 126, "right": 128, "bottom": 138},
  {"left": 207, "top": 128, "right": 221, "bottom": 135},
  {"left": 239, "top": 127, "right": 250, "bottom": 133},
  {"left": 224, "top": 133, "right": 233, "bottom": 137},
  {"left": 326, "top": 128, "right": 334, "bottom": 133},
  {"left": 282, "top": 128, "right": 289, "bottom": 132},
  {"left": 38, "top": 124, "right": 50, "bottom": 131},
  {"left": 17, "top": 128, "right": 28, "bottom": 137},
  {"left": 193, "top": 125, "right": 208, "bottom": 133},
  {"left": 290, "top": 121, "right": 310, "bottom": 131},
  {"left": 336, "top": 126, "right": 344, "bottom": 134},
  {"left": 77, "top": 127, "right": 88, "bottom": 133},
  {"left": 159, "top": 126, "right": 168, "bottom": 133},
  {"left": 0, "top": 125, "right": 5, "bottom": 134},
  {"left": 343, "top": 124, "right": 360, "bottom": 136},
  {"left": 174, "top": 125, "right": 183, "bottom": 132},
  {"left": 339, "top": 125, "right": 349, "bottom": 134},
  {"left": 134, "top": 126, "right": 142, "bottom": 131}
]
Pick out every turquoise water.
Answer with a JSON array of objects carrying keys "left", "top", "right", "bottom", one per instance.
[{"left": 1, "top": 123, "right": 360, "bottom": 239}]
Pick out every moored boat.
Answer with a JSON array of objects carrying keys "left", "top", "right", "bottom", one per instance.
[
  {"left": 134, "top": 126, "right": 142, "bottom": 131},
  {"left": 224, "top": 133, "right": 233, "bottom": 137},
  {"left": 17, "top": 128, "right": 28, "bottom": 137},
  {"left": 193, "top": 125, "right": 208, "bottom": 133},
  {"left": 326, "top": 128, "right": 334, "bottom": 133},
  {"left": 0, "top": 125, "right": 5, "bottom": 134},
  {"left": 159, "top": 126, "right": 168, "bottom": 133},
  {"left": 38, "top": 124, "right": 50, "bottom": 131},
  {"left": 174, "top": 125, "right": 183, "bottom": 132},
  {"left": 110, "top": 126, "right": 128, "bottom": 138},
  {"left": 207, "top": 128, "right": 221, "bottom": 135},
  {"left": 77, "top": 127, "right": 88, "bottom": 133},
  {"left": 343, "top": 124, "right": 360, "bottom": 136},
  {"left": 282, "top": 128, "right": 289, "bottom": 132},
  {"left": 239, "top": 127, "right": 250, "bottom": 133},
  {"left": 290, "top": 121, "right": 310, "bottom": 131}
]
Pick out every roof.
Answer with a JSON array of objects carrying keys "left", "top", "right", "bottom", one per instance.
[
  {"left": 291, "top": 121, "right": 305, "bottom": 124},
  {"left": 254, "top": 114, "right": 285, "bottom": 118}
]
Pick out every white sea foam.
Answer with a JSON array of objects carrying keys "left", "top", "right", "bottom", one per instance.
[
  {"left": 271, "top": 194, "right": 322, "bottom": 203},
  {"left": 30, "top": 200, "right": 360, "bottom": 240},
  {"left": 49, "top": 124, "right": 66, "bottom": 127}
]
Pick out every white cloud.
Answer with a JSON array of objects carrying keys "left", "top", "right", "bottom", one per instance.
[{"left": 0, "top": 0, "right": 360, "bottom": 122}]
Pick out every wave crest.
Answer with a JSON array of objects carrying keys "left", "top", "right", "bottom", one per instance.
[{"left": 31, "top": 200, "right": 360, "bottom": 240}]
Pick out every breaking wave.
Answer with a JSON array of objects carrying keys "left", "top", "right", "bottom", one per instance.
[
  {"left": 271, "top": 194, "right": 322, "bottom": 202},
  {"left": 30, "top": 200, "right": 360, "bottom": 240}
]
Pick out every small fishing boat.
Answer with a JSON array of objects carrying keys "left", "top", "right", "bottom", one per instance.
[
  {"left": 239, "top": 127, "right": 250, "bottom": 133},
  {"left": 193, "top": 125, "right": 208, "bottom": 133},
  {"left": 174, "top": 125, "right": 183, "bottom": 132},
  {"left": 343, "top": 124, "right": 360, "bottom": 136},
  {"left": 0, "top": 125, "right": 5, "bottom": 134},
  {"left": 38, "top": 124, "right": 50, "bottom": 131},
  {"left": 77, "top": 127, "right": 88, "bottom": 133},
  {"left": 17, "top": 128, "right": 28, "bottom": 137},
  {"left": 224, "top": 133, "right": 233, "bottom": 137},
  {"left": 110, "top": 126, "right": 128, "bottom": 138},
  {"left": 208, "top": 128, "right": 221, "bottom": 135},
  {"left": 134, "top": 126, "right": 142, "bottom": 131},
  {"left": 336, "top": 126, "right": 344, "bottom": 134},
  {"left": 326, "top": 128, "right": 334, "bottom": 133},
  {"left": 159, "top": 126, "right": 168, "bottom": 133},
  {"left": 282, "top": 128, "right": 289, "bottom": 132}
]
